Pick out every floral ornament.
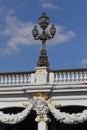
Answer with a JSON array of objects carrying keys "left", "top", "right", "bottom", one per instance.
[
  {"left": 48, "top": 103, "right": 87, "bottom": 124},
  {"left": 0, "top": 102, "right": 33, "bottom": 124}
]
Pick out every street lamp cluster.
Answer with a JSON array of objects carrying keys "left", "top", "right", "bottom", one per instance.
[{"left": 32, "top": 12, "right": 56, "bottom": 67}]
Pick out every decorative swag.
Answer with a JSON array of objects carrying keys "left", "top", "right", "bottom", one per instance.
[{"left": 0, "top": 96, "right": 87, "bottom": 125}]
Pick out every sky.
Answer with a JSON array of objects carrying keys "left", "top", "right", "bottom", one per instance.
[{"left": 0, "top": 0, "right": 87, "bottom": 72}]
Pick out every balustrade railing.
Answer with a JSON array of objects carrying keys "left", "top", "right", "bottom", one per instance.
[
  {"left": 0, "top": 71, "right": 35, "bottom": 86},
  {"left": 49, "top": 68, "right": 87, "bottom": 84},
  {"left": 0, "top": 68, "right": 87, "bottom": 86}
]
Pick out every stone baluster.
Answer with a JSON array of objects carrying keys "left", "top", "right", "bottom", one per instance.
[
  {"left": 0, "top": 75, "right": 4, "bottom": 84},
  {"left": 75, "top": 72, "right": 79, "bottom": 82},
  {"left": 63, "top": 72, "right": 67, "bottom": 82},
  {"left": 12, "top": 75, "right": 15, "bottom": 84},
  {"left": 16, "top": 75, "right": 19, "bottom": 84},
  {"left": 24, "top": 74, "right": 27, "bottom": 84},
  {"left": 4, "top": 75, "right": 8, "bottom": 84},
  {"left": 79, "top": 72, "right": 83, "bottom": 81},
  {"left": 67, "top": 72, "right": 71, "bottom": 82},
  {"left": 55, "top": 72, "right": 58, "bottom": 83},
  {"left": 20, "top": 75, "right": 23, "bottom": 84},
  {"left": 71, "top": 72, "right": 75, "bottom": 81},
  {"left": 84, "top": 71, "right": 87, "bottom": 81},
  {"left": 59, "top": 73, "right": 63, "bottom": 82},
  {"left": 8, "top": 75, "right": 12, "bottom": 84}
]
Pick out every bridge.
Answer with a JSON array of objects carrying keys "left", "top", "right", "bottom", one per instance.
[{"left": 0, "top": 12, "right": 87, "bottom": 130}]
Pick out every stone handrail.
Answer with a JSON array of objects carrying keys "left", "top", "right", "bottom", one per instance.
[
  {"left": 49, "top": 68, "right": 87, "bottom": 84},
  {"left": 0, "top": 71, "right": 35, "bottom": 86},
  {"left": 0, "top": 68, "right": 87, "bottom": 85}
]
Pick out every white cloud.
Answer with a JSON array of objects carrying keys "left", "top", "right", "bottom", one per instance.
[
  {"left": 80, "top": 59, "right": 87, "bottom": 67},
  {"left": 47, "top": 25, "right": 76, "bottom": 45},
  {"left": 0, "top": 13, "right": 36, "bottom": 56},
  {"left": 0, "top": 6, "right": 76, "bottom": 56},
  {"left": 0, "top": 6, "right": 15, "bottom": 17},
  {"left": 40, "top": 2, "right": 59, "bottom": 10}
]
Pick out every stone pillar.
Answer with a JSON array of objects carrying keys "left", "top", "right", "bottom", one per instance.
[
  {"left": 38, "top": 122, "right": 47, "bottom": 130},
  {"left": 35, "top": 114, "right": 49, "bottom": 130}
]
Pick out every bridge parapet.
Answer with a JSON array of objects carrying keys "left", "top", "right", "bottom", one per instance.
[
  {"left": 0, "top": 68, "right": 87, "bottom": 86},
  {"left": 49, "top": 68, "right": 87, "bottom": 84},
  {"left": 0, "top": 71, "right": 35, "bottom": 86}
]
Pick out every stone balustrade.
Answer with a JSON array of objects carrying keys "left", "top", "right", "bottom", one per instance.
[
  {"left": 0, "top": 68, "right": 87, "bottom": 86},
  {"left": 50, "top": 68, "right": 87, "bottom": 84},
  {"left": 0, "top": 71, "right": 35, "bottom": 86}
]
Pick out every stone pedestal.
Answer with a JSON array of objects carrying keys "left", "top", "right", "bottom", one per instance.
[
  {"left": 35, "top": 115, "right": 49, "bottom": 130},
  {"left": 35, "top": 67, "right": 48, "bottom": 84}
]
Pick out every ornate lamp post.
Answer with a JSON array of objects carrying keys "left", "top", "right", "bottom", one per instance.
[{"left": 32, "top": 12, "right": 56, "bottom": 68}]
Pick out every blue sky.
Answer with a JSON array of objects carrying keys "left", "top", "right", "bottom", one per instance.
[{"left": 0, "top": 0, "right": 87, "bottom": 72}]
